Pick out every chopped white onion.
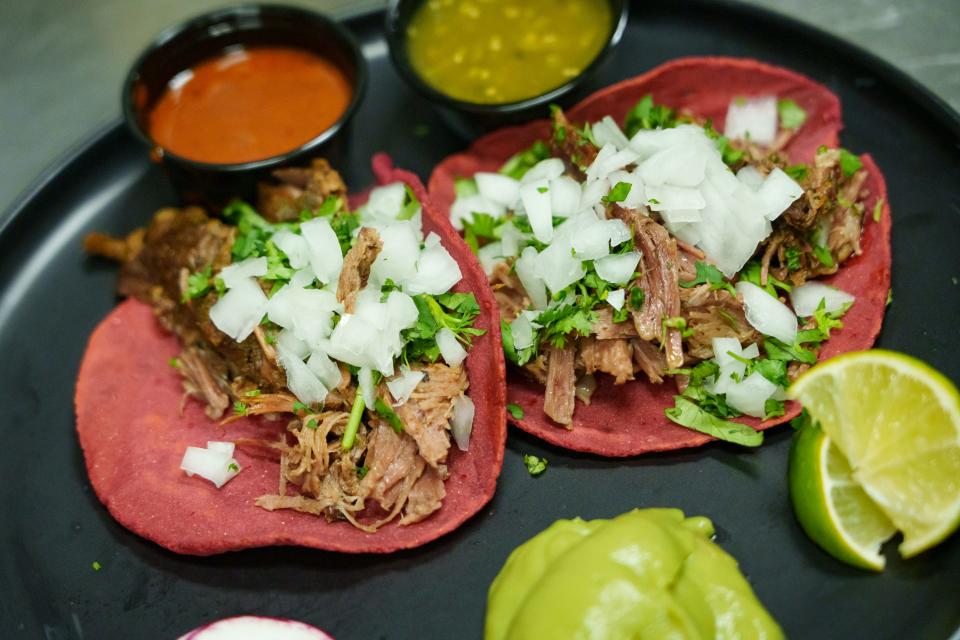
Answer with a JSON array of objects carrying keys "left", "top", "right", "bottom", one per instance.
[
  {"left": 549, "top": 176, "right": 583, "bottom": 217},
  {"left": 277, "top": 329, "right": 310, "bottom": 360},
  {"left": 587, "top": 143, "right": 639, "bottom": 181},
  {"left": 534, "top": 238, "right": 584, "bottom": 294},
  {"left": 725, "top": 371, "right": 779, "bottom": 418},
  {"left": 736, "top": 165, "right": 766, "bottom": 191},
  {"left": 709, "top": 337, "right": 750, "bottom": 396},
  {"left": 592, "top": 115, "right": 630, "bottom": 150},
  {"left": 477, "top": 241, "right": 505, "bottom": 276},
  {"left": 790, "top": 282, "right": 855, "bottom": 317},
  {"left": 449, "top": 194, "right": 504, "bottom": 231},
  {"left": 522, "top": 157, "right": 566, "bottom": 184},
  {"left": 660, "top": 208, "right": 703, "bottom": 225},
  {"left": 499, "top": 221, "right": 525, "bottom": 257},
  {"left": 300, "top": 217, "right": 343, "bottom": 284},
  {"left": 218, "top": 257, "right": 268, "bottom": 289},
  {"left": 607, "top": 288, "right": 625, "bottom": 310},
  {"left": 519, "top": 178, "right": 554, "bottom": 243},
  {"left": 208, "top": 277, "right": 268, "bottom": 342},
  {"left": 386, "top": 367, "right": 424, "bottom": 405},
  {"left": 736, "top": 281, "right": 798, "bottom": 344},
  {"left": 594, "top": 251, "right": 641, "bottom": 285},
  {"left": 180, "top": 446, "right": 240, "bottom": 489},
  {"left": 277, "top": 345, "right": 328, "bottom": 406},
  {"left": 268, "top": 286, "right": 338, "bottom": 348},
  {"left": 724, "top": 96, "right": 778, "bottom": 146},
  {"left": 639, "top": 143, "right": 707, "bottom": 187},
  {"left": 450, "top": 395, "right": 475, "bottom": 451},
  {"left": 509, "top": 313, "right": 536, "bottom": 350},
  {"left": 206, "top": 441, "right": 235, "bottom": 457},
  {"left": 756, "top": 168, "right": 804, "bottom": 221},
  {"left": 645, "top": 184, "right": 706, "bottom": 211},
  {"left": 406, "top": 233, "right": 462, "bottom": 295},
  {"left": 371, "top": 221, "right": 420, "bottom": 286},
  {"left": 363, "top": 182, "right": 406, "bottom": 220},
  {"left": 476, "top": 172, "right": 521, "bottom": 208},
  {"left": 578, "top": 178, "right": 610, "bottom": 211},
  {"left": 515, "top": 246, "right": 548, "bottom": 309},
  {"left": 307, "top": 349, "right": 343, "bottom": 391},
  {"left": 271, "top": 230, "right": 310, "bottom": 269},
  {"left": 605, "top": 170, "right": 646, "bottom": 209},
  {"left": 437, "top": 327, "right": 468, "bottom": 366}
]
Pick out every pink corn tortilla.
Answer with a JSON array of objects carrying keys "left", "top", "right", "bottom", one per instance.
[
  {"left": 428, "top": 57, "right": 890, "bottom": 456},
  {"left": 75, "top": 160, "right": 507, "bottom": 554}
]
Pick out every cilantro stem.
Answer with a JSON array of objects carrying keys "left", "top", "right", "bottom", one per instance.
[{"left": 341, "top": 388, "right": 365, "bottom": 452}]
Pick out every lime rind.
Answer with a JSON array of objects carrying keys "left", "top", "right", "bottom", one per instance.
[{"left": 788, "top": 349, "right": 960, "bottom": 560}]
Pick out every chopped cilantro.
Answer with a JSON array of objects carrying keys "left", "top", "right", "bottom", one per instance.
[
  {"left": 703, "top": 120, "right": 745, "bottom": 166},
  {"left": 401, "top": 292, "right": 484, "bottom": 365},
  {"left": 244, "top": 389, "right": 261, "bottom": 397},
  {"left": 764, "top": 337, "right": 818, "bottom": 365},
  {"left": 292, "top": 401, "right": 310, "bottom": 415},
  {"left": 305, "top": 418, "right": 319, "bottom": 429},
  {"left": 523, "top": 454, "right": 548, "bottom": 476},
  {"left": 628, "top": 287, "right": 645, "bottom": 311},
  {"left": 507, "top": 403, "right": 524, "bottom": 419},
  {"left": 777, "top": 99, "right": 807, "bottom": 129},
  {"left": 500, "top": 141, "right": 551, "bottom": 180},
  {"left": 785, "top": 163, "right": 808, "bottom": 181},
  {"left": 537, "top": 186, "right": 548, "bottom": 194},
  {"left": 264, "top": 332, "right": 277, "bottom": 346},
  {"left": 665, "top": 397, "right": 762, "bottom": 447},
  {"left": 680, "top": 261, "right": 737, "bottom": 295},
  {"left": 462, "top": 212, "right": 498, "bottom": 253},
  {"left": 647, "top": 198, "right": 661, "bottom": 205},
  {"left": 663, "top": 316, "right": 693, "bottom": 338},
  {"left": 603, "top": 181, "right": 632, "bottom": 203},
  {"left": 455, "top": 177, "right": 478, "bottom": 198},
  {"left": 502, "top": 319, "right": 539, "bottom": 367},
  {"left": 838, "top": 148, "right": 863, "bottom": 177},
  {"left": 812, "top": 244, "right": 835, "bottom": 268},
  {"left": 168, "top": 357, "right": 180, "bottom": 369},
  {"left": 784, "top": 247, "right": 803, "bottom": 271},
  {"left": 624, "top": 94, "right": 677, "bottom": 137},
  {"left": 227, "top": 462, "right": 240, "bottom": 472},
  {"left": 612, "top": 305, "right": 631, "bottom": 323},
  {"left": 739, "top": 261, "right": 791, "bottom": 295},
  {"left": 374, "top": 397, "right": 406, "bottom": 434},
  {"left": 397, "top": 185, "right": 420, "bottom": 221},
  {"left": 91, "top": 561, "right": 102, "bottom": 572},
  {"left": 764, "top": 398, "right": 786, "bottom": 419},
  {"left": 183, "top": 265, "right": 213, "bottom": 302},
  {"left": 356, "top": 465, "right": 369, "bottom": 480},
  {"left": 886, "top": 288, "right": 893, "bottom": 306},
  {"left": 214, "top": 277, "right": 226, "bottom": 296},
  {"left": 232, "top": 401, "right": 248, "bottom": 416},
  {"left": 538, "top": 303, "right": 595, "bottom": 348},
  {"left": 873, "top": 198, "right": 884, "bottom": 223},
  {"left": 577, "top": 122, "right": 597, "bottom": 147}
]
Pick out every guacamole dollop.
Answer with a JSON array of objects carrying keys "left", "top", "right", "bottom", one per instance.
[{"left": 486, "top": 508, "right": 783, "bottom": 639}]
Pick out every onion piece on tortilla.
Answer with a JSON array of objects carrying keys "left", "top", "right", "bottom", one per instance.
[
  {"left": 450, "top": 395, "right": 475, "bottom": 451},
  {"left": 724, "top": 96, "right": 778, "bottom": 146},
  {"left": 736, "top": 281, "right": 798, "bottom": 344},
  {"left": 790, "top": 282, "right": 856, "bottom": 317}
]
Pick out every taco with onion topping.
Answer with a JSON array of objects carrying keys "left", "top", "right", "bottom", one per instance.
[
  {"left": 77, "top": 157, "right": 506, "bottom": 554},
  {"left": 428, "top": 56, "right": 890, "bottom": 456}
]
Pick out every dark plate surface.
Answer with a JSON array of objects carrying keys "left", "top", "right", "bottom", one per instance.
[{"left": 2, "top": 1, "right": 959, "bottom": 638}]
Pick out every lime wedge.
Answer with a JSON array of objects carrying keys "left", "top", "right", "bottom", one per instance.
[
  {"left": 789, "top": 422, "right": 896, "bottom": 570},
  {"left": 788, "top": 350, "right": 960, "bottom": 558}
]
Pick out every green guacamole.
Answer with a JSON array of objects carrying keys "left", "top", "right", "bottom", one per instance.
[{"left": 486, "top": 509, "right": 784, "bottom": 639}]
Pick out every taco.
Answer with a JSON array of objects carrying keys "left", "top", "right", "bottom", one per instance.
[
  {"left": 77, "top": 157, "right": 506, "bottom": 554},
  {"left": 428, "top": 57, "right": 890, "bottom": 456}
]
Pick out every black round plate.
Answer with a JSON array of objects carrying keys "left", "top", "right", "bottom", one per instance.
[{"left": 1, "top": 2, "right": 958, "bottom": 638}]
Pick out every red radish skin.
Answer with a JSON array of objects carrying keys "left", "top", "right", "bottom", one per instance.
[
  {"left": 75, "top": 159, "right": 507, "bottom": 554},
  {"left": 428, "top": 57, "right": 890, "bottom": 456},
  {"left": 178, "top": 615, "right": 334, "bottom": 639}
]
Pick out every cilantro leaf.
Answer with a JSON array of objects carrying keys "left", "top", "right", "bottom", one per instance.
[
  {"left": 501, "top": 319, "right": 538, "bottom": 367},
  {"left": 680, "top": 261, "right": 737, "bottom": 295},
  {"left": 507, "top": 403, "right": 524, "bottom": 419},
  {"left": 777, "top": 99, "right": 807, "bottom": 129},
  {"left": 703, "top": 120, "right": 745, "bottom": 166},
  {"left": 739, "top": 261, "right": 792, "bottom": 295},
  {"left": 764, "top": 337, "right": 818, "bottom": 365},
  {"left": 764, "top": 398, "right": 786, "bottom": 420},
  {"left": 624, "top": 94, "right": 677, "bottom": 138},
  {"left": 785, "top": 164, "right": 808, "bottom": 181},
  {"left": 665, "top": 397, "right": 763, "bottom": 447},
  {"left": 628, "top": 287, "right": 645, "bottom": 311},
  {"left": 356, "top": 465, "right": 369, "bottom": 479},
  {"left": 538, "top": 304, "right": 595, "bottom": 348},
  {"left": 523, "top": 454, "right": 548, "bottom": 476},
  {"left": 784, "top": 247, "right": 803, "bottom": 271},
  {"left": 500, "top": 141, "right": 551, "bottom": 180},
  {"left": 873, "top": 198, "right": 884, "bottom": 223},
  {"left": 233, "top": 401, "right": 248, "bottom": 416},
  {"left": 183, "top": 265, "right": 213, "bottom": 302},
  {"left": 812, "top": 244, "right": 835, "bottom": 268},
  {"left": 838, "top": 148, "right": 863, "bottom": 177},
  {"left": 602, "top": 181, "right": 632, "bottom": 203}
]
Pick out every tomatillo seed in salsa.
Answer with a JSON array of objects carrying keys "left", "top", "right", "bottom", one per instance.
[
  {"left": 405, "top": 0, "right": 612, "bottom": 105},
  {"left": 147, "top": 46, "right": 351, "bottom": 164}
]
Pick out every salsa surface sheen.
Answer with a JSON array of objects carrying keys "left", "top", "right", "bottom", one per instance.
[
  {"left": 147, "top": 46, "right": 351, "bottom": 165},
  {"left": 406, "top": 0, "right": 612, "bottom": 105}
]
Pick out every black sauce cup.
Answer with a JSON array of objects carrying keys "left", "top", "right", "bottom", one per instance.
[
  {"left": 122, "top": 4, "right": 367, "bottom": 210},
  {"left": 385, "top": 0, "right": 629, "bottom": 139}
]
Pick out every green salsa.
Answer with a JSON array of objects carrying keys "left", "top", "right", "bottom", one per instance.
[
  {"left": 486, "top": 509, "right": 784, "bottom": 639},
  {"left": 406, "top": 0, "right": 613, "bottom": 104}
]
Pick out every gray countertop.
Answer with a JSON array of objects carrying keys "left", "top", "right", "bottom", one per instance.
[{"left": 1, "top": 0, "right": 957, "bottom": 216}]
